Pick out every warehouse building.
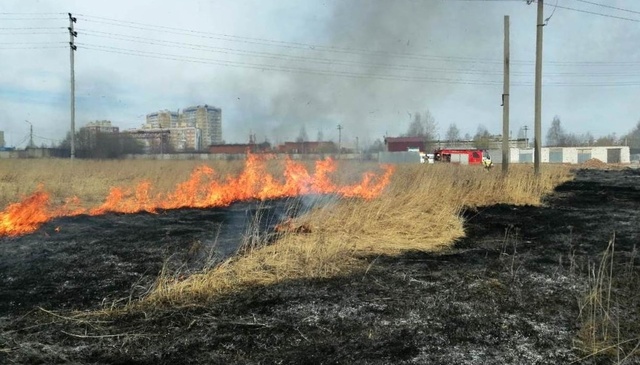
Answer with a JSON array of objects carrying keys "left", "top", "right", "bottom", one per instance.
[{"left": 487, "top": 146, "right": 630, "bottom": 164}]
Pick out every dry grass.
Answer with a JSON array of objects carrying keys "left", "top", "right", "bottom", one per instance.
[
  {"left": 0, "top": 159, "right": 245, "bottom": 208},
  {"left": 0, "top": 159, "right": 573, "bottom": 307},
  {"left": 0, "top": 159, "right": 379, "bottom": 209},
  {"left": 575, "top": 234, "right": 640, "bottom": 363},
  {"left": 144, "top": 163, "right": 573, "bottom": 306}
]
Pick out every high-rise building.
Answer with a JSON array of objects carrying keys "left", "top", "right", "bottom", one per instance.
[
  {"left": 0, "top": 131, "right": 4, "bottom": 147},
  {"left": 180, "top": 104, "right": 222, "bottom": 147},
  {"left": 82, "top": 120, "right": 119, "bottom": 133},
  {"left": 145, "top": 110, "right": 179, "bottom": 129}
]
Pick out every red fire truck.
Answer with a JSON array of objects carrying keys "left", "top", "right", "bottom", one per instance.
[{"left": 433, "top": 148, "right": 488, "bottom": 165}]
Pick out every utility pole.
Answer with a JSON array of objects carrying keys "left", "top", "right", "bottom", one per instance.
[
  {"left": 337, "top": 124, "right": 343, "bottom": 158},
  {"left": 533, "top": 0, "right": 544, "bottom": 174},
  {"left": 68, "top": 13, "right": 77, "bottom": 160},
  {"left": 502, "top": 15, "right": 510, "bottom": 174},
  {"left": 25, "top": 120, "right": 34, "bottom": 148}
]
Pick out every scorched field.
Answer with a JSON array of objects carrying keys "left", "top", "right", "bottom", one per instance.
[{"left": 1, "top": 157, "right": 638, "bottom": 364}]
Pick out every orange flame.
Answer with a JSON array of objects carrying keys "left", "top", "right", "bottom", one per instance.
[{"left": 0, "top": 154, "right": 394, "bottom": 237}]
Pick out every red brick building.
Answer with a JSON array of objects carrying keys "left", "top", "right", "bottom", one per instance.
[
  {"left": 208, "top": 142, "right": 271, "bottom": 154},
  {"left": 277, "top": 141, "right": 337, "bottom": 154},
  {"left": 384, "top": 137, "right": 429, "bottom": 152}
]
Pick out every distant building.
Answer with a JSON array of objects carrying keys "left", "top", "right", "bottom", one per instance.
[
  {"left": 0, "top": 131, "right": 4, "bottom": 148},
  {"left": 82, "top": 120, "right": 119, "bottom": 133},
  {"left": 277, "top": 141, "right": 337, "bottom": 154},
  {"left": 209, "top": 142, "right": 271, "bottom": 154},
  {"left": 180, "top": 104, "right": 222, "bottom": 148},
  {"left": 487, "top": 146, "right": 630, "bottom": 164},
  {"left": 123, "top": 127, "right": 201, "bottom": 153},
  {"left": 168, "top": 127, "right": 201, "bottom": 151},
  {"left": 145, "top": 110, "right": 179, "bottom": 129},
  {"left": 384, "top": 136, "right": 529, "bottom": 153}
]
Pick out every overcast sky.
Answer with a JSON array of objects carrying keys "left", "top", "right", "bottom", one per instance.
[{"left": 1, "top": 0, "right": 640, "bottom": 148}]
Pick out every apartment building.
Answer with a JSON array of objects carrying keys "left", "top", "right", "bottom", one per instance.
[{"left": 180, "top": 104, "right": 222, "bottom": 147}]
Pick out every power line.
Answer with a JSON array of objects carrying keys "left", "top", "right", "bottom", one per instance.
[
  {"left": 547, "top": 3, "right": 640, "bottom": 22},
  {"left": 76, "top": 14, "right": 640, "bottom": 67},
  {"left": 77, "top": 43, "right": 508, "bottom": 86},
  {"left": 0, "top": 17, "right": 66, "bottom": 20},
  {"left": 77, "top": 14, "right": 509, "bottom": 64},
  {"left": 79, "top": 29, "right": 511, "bottom": 75},
  {"left": 0, "top": 45, "right": 67, "bottom": 49},
  {"left": 78, "top": 29, "right": 640, "bottom": 77},
  {"left": 0, "top": 12, "right": 65, "bottom": 15},
  {"left": 0, "top": 31, "right": 64, "bottom": 35},
  {"left": 0, "top": 41, "right": 66, "bottom": 44},
  {"left": 77, "top": 43, "right": 640, "bottom": 87},
  {"left": 573, "top": 0, "right": 640, "bottom": 16},
  {"left": 0, "top": 27, "right": 66, "bottom": 30}
]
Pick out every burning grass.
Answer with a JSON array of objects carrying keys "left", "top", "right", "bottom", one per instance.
[
  {"left": 0, "top": 158, "right": 572, "bottom": 308},
  {"left": 145, "top": 163, "right": 573, "bottom": 306},
  {"left": 0, "top": 156, "right": 390, "bottom": 237}
]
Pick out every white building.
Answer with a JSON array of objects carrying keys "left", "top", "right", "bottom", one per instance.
[{"left": 488, "top": 146, "right": 630, "bottom": 164}]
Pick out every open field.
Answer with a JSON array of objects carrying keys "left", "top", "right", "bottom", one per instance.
[{"left": 1, "top": 159, "right": 638, "bottom": 364}]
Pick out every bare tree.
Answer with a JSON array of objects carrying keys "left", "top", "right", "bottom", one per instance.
[
  {"left": 445, "top": 123, "right": 460, "bottom": 143},
  {"left": 623, "top": 120, "right": 640, "bottom": 149},
  {"left": 546, "top": 116, "right": 566, "bottom": 147},
  {"left": 405, "top": 112, "right": 426, "bottom": 136},
  {"left": 296, "top": 125, "right": 309, "bottom": 142},
  {"left": 473, "top": 125, "right": 492, "bottom": 149}
]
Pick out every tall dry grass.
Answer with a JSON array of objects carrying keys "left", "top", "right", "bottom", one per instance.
[
  {"left": 145, "top": 163, "right": 573, "bottom": 306},
  {"left": 0, "top": 159, "right": 244, "bottom": 208},
  {"left": 0, "top": 158, "right": 379, "bottom": 209},
  {"left": 1, "top": 159, "right": 573, "bottom": 306}
]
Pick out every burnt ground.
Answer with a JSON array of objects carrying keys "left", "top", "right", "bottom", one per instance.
[{"left": 1, "top": 168, "right": 640, "bottom": 364}]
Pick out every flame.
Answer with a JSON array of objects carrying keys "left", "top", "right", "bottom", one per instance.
[{"left": 0, "top": 154, "right": 394, "bottom": 237}]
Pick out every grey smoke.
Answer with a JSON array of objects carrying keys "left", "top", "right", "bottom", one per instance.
[{"left": 225, "top": 1, "right": 508, "bottom": 146}]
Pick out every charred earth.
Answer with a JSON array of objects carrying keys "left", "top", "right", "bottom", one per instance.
[{"left": 1, "top": 168, "right": 639, "bottom": 364}]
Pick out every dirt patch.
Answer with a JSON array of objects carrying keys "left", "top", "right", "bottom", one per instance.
[
  {"left": 1, "top": 169, "right": 639, "bottom": 364},
  {"left": 581, "top": 158, "right": 607, "bottom": 169}
]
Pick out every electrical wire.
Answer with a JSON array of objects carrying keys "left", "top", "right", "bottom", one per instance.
[
  {"left": 0, "top": 12, "right": 65, "bottom": 15},
  {"left": 0, "top": 46, "right": 67, "bottom": 49},
  {"left": 76, "top": 14, "right": 510, "bottom": 64},
  {"left": 77, "top": 43, "right": 640, "bottom": 87},
  {"left": 77, "top": 43, "right": 509, "bottom": 86},
  {"left": 78, "top": 30, "right": 640, "bottom": 77},
  {"left": 76, "top": 14, "right": 640, "bottom": 67},
  {"left": 0, "top": 27, "right": 66, "bottom": 30},
  {"left": 547, "top": 3, "right": 640, "bottom": 22},
  {"left": 573, "top": 0, "right": 640, "bottom": 16},
  {"left": 78, "top": 29, "right": 511, "bottom": 75}
]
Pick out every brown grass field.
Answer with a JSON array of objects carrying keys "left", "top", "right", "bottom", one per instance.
[{"left": 0, "top": 159, "right": 573, "bottom": 307}]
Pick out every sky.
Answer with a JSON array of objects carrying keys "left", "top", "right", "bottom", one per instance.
[{"left": 1, "top": 0, "right": 640, "bottom": 148}]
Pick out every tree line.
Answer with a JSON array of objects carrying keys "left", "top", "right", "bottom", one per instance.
[
  {"left": 57, "top": 130, "right": 144, "bottom": 159},
  {"left": 401, "top": 110, "right": 640, "bottom": 150}
]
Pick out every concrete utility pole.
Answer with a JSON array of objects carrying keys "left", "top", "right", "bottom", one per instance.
[
  {"left": 534, "top": 0, "right": 544, "bottom": 174},
  {"left": 337, "top": 124, "right": 343, "bottom": 157},
  {"left": 502, "top": 15, "right": 510, "bottom": 174},
  {"left": 25, "top": 120, "right": 34, "bottom": 148},
  {"left": 68, "top": 13, "right": 77, "bottom": 159}
]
